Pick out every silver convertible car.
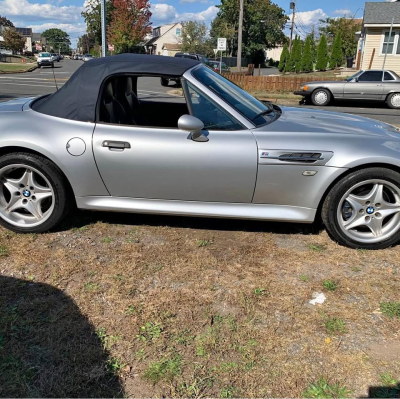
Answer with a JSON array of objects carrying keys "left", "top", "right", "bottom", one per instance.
[
  {"left": 1, "top": 54, "right": 400, "bottom": 249},
  {"left": 294, "top": 69, "right": 400, "bottom": 109}
]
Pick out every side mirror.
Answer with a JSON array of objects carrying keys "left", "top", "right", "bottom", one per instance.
[{"left": 178, "top": 115, "right": 208, "bottom": 142}]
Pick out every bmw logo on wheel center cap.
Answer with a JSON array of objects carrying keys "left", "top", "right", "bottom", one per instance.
[
  {"left": 366, "top": 206, "right": 375, "bottom": 215},
  {"left": 22, "top": 190, "right": 31, "bottom": 198}
]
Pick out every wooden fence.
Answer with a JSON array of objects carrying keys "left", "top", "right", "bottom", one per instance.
[{"left": 223, "top": 74, "right": 342, "bottom": 92}]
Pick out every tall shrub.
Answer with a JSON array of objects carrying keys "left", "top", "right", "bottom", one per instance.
[
  {"left": 301, "top": 36, "right": 313, "bottom": 72},
  {"left": 329, "top": 32, "right": 343, "bottom": 69},
  {"left": 316, "top": 34, "right": 328, "bottom": 71},
  {"left": 278, "top": 43, "right": 289, "bottom": 72}
]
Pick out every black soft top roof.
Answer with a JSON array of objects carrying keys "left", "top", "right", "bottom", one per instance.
[{"left": 33, "top": 53, "right": 200, "bottom": 122}]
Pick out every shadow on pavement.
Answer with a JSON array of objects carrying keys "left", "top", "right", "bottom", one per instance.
[
  {"left": 60, "top": 209, "right": 324, "bottom": 236},
  {"left": 0, "top": 276, "right": 123, "bottom": 397},
  {"left": 365, "top": 384, "right": 400, "bottom": 398}
]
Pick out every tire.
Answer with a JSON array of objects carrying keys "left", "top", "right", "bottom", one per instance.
[
  {"left": 160, "top": 77, "right": 169, "bottom": 87},
  {"left": 311, "top": 88, "right": 331, "bottom": 106},
  {"left": 0, "top": 152, "right": 72, "bottom": 234},
  {"left": 322, "top": 167, "right": 400, "bottom": 249},
  {"left": 387, "top": 93, "right": 400, "bottom": 109}
]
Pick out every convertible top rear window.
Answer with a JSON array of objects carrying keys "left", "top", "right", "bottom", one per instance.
[{"left": 192, "top": 66, "right": 276, "bottom": 127}]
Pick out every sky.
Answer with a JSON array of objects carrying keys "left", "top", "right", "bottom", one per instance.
[{"left": 0, "top": 0, "right": 394, "bottom": 47}]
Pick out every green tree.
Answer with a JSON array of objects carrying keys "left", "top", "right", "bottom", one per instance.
[
  {"left": 81, "top": 0, "right": 115, "bottom": 45},
  {"left": 315, "top": 34, "right": 328, "bottom": 71},
  {"left": 210, "top": 19, "right": 236, "bottom": 56},
  {"left": 310, "top": 30, "right": 316, "bottom": 64},
  {"left": 286, "top": 35, "right": 302, "bottom": 73},
  {"left": 278, "top": 43, "right": 289, "bottom": 72},
  {"left": 294, "top": 36, "right": 303, "bottom": 73},
  {"left": 42, "top": 28, "right": 71, "bottom": 52},
  {"left": 210, "top": 0, "right": 288, "bottom": 64},
  {"left": 329, "top": 32, "right": 343, "bottom": 68},
  {"left": 0, "top": 15, "right": 14, "bottom": 28},
  {"left": 180, "top": 21, "right": 211, "bottom": 55},
  {"left": 301, "top": 36, "right": 313, "bottom": 72},
  {"left": 2, "top": 28, "right": 26, "bottom": 54},
  {"left": 319, "top": 16, "right": 362, "bottom": 57}
]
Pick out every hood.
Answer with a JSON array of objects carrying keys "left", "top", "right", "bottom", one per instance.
[
  {"left": 0, "top": 97, "right": 34, "bottom": 112},
  {"left": 263, "top": 106, "right": 400, "bottom": 139}
]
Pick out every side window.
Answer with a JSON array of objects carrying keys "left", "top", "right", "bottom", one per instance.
[
  {"left": 358, "top": 71, "right": 383, "bottom": 82},
  {"left": 384, "top": 72, "right": 395, "bottom": 81},
  {"left": 186, "top": 82, "right": 243, "bottom": 131}
]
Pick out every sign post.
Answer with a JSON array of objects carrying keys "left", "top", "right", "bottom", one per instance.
[
  {"left": 101, "top": 0, "right": 107, "bottom": 57},
  {"left": 217, "top": 38, "right": 227, "bottom": 74},
  {"left": 108, "top": 44, "right": 114, "bottom": 55}
]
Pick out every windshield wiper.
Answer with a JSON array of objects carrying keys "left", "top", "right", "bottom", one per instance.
[{"left": 251, "top": 106, "right": 274, "bottom": 121}]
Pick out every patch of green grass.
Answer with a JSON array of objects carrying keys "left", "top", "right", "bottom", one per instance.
[
  {"left": 380, "top": 373, "right": 398, "bottom": 386},
  {"left": 102, "top": 237, "right": 113, "bottom": 243},
  {"left": 324, "top": 317, "right": 347, "bottom": 335},
  {"left": 323, "top": 280, "right": 338, "bottom": 291},
  {"left": 0, "top": 245, "right": 9, "bottom": 257},
  {"left": 254, "top": 288, "right": 266, "bottom": 296},
  {"left": 220, "top": 386, "right": 236, "bottom": 398},
  {"left": 300, "top": 275, "right": 309, "bottom": 282},
  {"left": 0, "top": 63, "right": 34, "bottom": 73},
  {"left": 380, "top": 302, "right": 400, "bottom": 319},
  {"left": 143, "top": 355, "right": 181, "bottom": 384},
  {"left": 174, "top": 329, "right": 195, "bottom": 346},
  {"left": 303, "top": 378, "right": 352, "bottom": 398},
  {"left": 106, "top": 357, "right": 126, "bottom": 374},
  {"left": 197, "top": 239, "right": 213, "bottom": 247},
  {"left": 308, "top": 244, "right": 327, "bottom": 252},
  {"left": 136, "top": 322, "right": 163, "bottom": 342},
  {"left": 84, "top": 282, "right": 98, "bottom": 292},
  {"left": 125, "top": 305, "right": 137, "bottom": 315},
  {"left": 95, "top": 327, "right": 121, "bottom": 350}
]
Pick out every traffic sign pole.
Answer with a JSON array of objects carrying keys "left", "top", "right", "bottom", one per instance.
[
  {"left": 217, "top": 38, "right": 227, "bottom": 74},
  {"left": 101, "top": 0, "right": 107, "bottom": 57}
]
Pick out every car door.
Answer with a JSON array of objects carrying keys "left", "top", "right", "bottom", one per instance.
[
  {"left": 344, "top": 70, "right": 384, "bottom": 100},
  {"left": 93, "top": 79, "right": 258, "bottom": 203}
]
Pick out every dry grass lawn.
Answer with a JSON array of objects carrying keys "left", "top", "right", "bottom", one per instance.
[
  {"left": 0, "top": 210, "right": 399, "bottom": 398},
  {"left": 0, "top": 63, "right": 35, "bottom": 73}
]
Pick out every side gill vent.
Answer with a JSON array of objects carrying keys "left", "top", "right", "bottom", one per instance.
[{"left": 278, "top": 153, "right": 323, "bottom": 163}]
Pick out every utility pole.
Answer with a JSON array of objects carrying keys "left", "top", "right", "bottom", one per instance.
[
  {"left": 289, "top": 1, "right": 296, "bottom": 52},
  {"left": 101, "top": 0, "right": 107, "bottom": 57},
  {"left": 383, "top": 17, "right": 394, "bottom": 70},
  {"left": 237, "top": 0, "right": 244, "bottom": 71}
]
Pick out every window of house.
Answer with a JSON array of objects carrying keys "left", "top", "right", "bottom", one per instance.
[
  {"left": 176, "top": 28, "right": 181, "bottom": 36},
  {"left": 382, "top": 31, "right": 396, "bottom": 54}
]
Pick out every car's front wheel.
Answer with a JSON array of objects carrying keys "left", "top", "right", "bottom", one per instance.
[
  {"left": 0, "top": 153, "right": 72, "bottom": 234},
  {"left": 387, "top": 93, "right": 400, "bottom": 109},
  {"left": 311, "top": 88, "right": 331, "bottom": 106},
  {"left": 322, "top": 168, "right": 400, "bottom": 249}
]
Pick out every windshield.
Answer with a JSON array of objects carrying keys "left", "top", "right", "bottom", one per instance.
[
  {"left": 192, "top": 65, "right": 275, "bottom": 127},
  {"left": 346, "top": 71, "right": 363, "bottom": 82},
  {"left": 39, "top": 53, "right": 50, "bottom": 57}
]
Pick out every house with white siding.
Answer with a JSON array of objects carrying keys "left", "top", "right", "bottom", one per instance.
[{"left": 358, "top": 1, "right": 400, "bottom": 73}]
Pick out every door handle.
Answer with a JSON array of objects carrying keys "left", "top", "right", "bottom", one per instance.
[{"left": 102, "top": 141, "right": 131, "bottom": 149}]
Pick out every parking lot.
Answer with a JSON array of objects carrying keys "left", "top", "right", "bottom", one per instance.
[{"left": 0, "top": 59, "right": 399, "bottom": 398}]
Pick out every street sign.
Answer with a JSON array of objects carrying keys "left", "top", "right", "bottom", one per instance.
[
  {"left": 36, "top": 44, "right": 42, "bottom": 51},
  {"left": 217, "top": 38, "right": 227, "bottom": 51},
  {"left": 213, "top": 48, "right": 218, "bottom": 56},
  {"left": 108, "top": 44, "right": 114, "bottom": 52}
]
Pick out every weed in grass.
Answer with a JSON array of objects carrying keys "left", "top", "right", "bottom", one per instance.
[
  {"left": 176, "top": 364, "right": 215, "bottom": 398},
  {"left": 219, "top": 362, "right": 239, "bottom": 373},
  {"left": 324, "top": 317, "right": 347, "bottom": 335},
  {"left": 102, "top": 237, "right": 113, "bottom": 243},
  {"left": 106, "top": 357, "right": 126, "bottom": 374},
  {"left": 84, "top": 282, "right": 98, "bottom": 292},
  {"left": 220, "top": 386, "right": 235, "bottom": 398},
  {"left": 174, "top": 329, "right": 195, "bottom": 346},
  {"left": 135, "top": 348, "right": 147, "bottom": 362},
  {"left": 303, "top": 378, "right": 352, "bottom": 398},
  {"left": 143, "top": 355, "right": 181, "bottom": 384},
  {"left": 125, "top": 306, "right": 137, "bottom": 315},
  {"left": 323, "top": 280, "right": 338, "bottom": 291},
  {"left": 380, "top": 302, "right": 400, "bottom": 319},
  {"left": 380, "top": 373, "right": 398, "bottom": 386},
  {"left": 300, "top": 275, "right": 309, "bottom": 282},
  {"left": 72, "top": 225, "right": 88, "bottom": 233},
  {"left": 0, "top": 245, "right": 9, "bottom": 257},
  {"left": 197, "top": 239, "right": 213, "bottom": 247},
  {"left": 254, "top": 288, "right": 266, "bottom": 296},
  {"left": 95, "top": 327, "right": 121, "bottom": 350},
  {"left": 308, "top": 244, "right": 327, "bottom": 252},
  {"left": 137, "top": 322, "right": 163, "bottom": 342}
]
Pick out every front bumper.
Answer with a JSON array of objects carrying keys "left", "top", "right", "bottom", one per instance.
[
  {"left": 294, "top": 91, "right": 309, "bottom": 96},
  {"left": 38, "top": 61, "right": 52, "bottom": 65}
]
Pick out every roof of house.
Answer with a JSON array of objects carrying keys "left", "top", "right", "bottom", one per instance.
[
  {"left": 162, "top": 43, "right": 181, "bottom": 50},
  {"left": 364, "top": 1, "right": 400, "bottom": 25},
  {"left": 145, "top": 23, "right": 179, "bottom": 46}
]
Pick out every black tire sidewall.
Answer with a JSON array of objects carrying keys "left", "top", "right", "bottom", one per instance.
[
  {"left": 311, "top": 89, "right": 331, "bottom": 106},
  {"left": 0, "top": 153, "right": 70, "bottom": 233},
  {"left": 322, "top": 168, "right": 400, "bottom": 249}
]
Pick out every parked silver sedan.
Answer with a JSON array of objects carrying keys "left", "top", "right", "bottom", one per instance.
[
  {"left": 1, "top": 54, "right": 400, "bottom": 249},
  {"left": 294, "top": 70, "right": 400, "bottom": 109}
]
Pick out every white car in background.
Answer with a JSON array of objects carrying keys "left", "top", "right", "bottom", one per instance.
[
  {"left": 37, "top": 52, "right": 54, "bottom": 68},
  {"left": 83, "top": 54, "right": 94, "bottom": 62}
]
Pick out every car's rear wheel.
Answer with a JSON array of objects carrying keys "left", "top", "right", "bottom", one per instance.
[
  {"left": 322, "top": 168, "right": 400, "bottom": 249},
  {"left": 311, "top": 88, "right": 331, "bottom": 106},
  {"left": 387, "top": 93, "right": 400, "bottom": 109},
  {"left": 0, "top": 153, "right": 72, "bottom": 234}
]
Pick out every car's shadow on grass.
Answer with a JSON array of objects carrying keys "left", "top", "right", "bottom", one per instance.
[
  {"left": 0, "top": 276, "right": 123, "bottom": 397},
  {"left": 60, "top": 209, "right": 324, "bottom": 236}
]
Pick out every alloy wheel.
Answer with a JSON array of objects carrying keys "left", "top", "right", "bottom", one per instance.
[
  {"left": 314, "top": 90, "right": 328, "bottom": 105},
  {"left": 337, "top": 179, "right": 400, "bottom": 244},
  {"left": 0, "top": 164, "right": 54, "bottom": 228},
  {"left": 391, "top": 93, "right": 400, "bottom": 108}
]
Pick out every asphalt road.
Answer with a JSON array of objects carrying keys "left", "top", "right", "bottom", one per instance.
[{"left": 1, "top": 59, "right": 400, "bottom": 125}]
